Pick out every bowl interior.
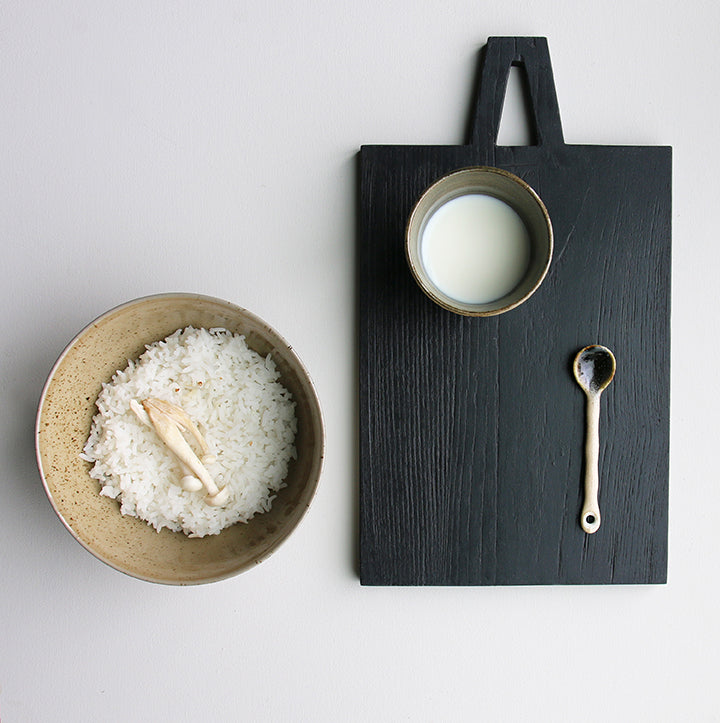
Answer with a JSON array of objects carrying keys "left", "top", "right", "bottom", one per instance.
[
  {"left": 36, "top": 294, "right": 324, "bottom": 584},
  {"left": 406, "top": 167, "right": 553, "bottom": 316}
]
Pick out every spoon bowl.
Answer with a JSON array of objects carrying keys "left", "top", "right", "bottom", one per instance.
[
  {"left": 573, "top": 345, "right": 616, "bottom": 395},
  {"left": 573, "top": 345, "right": 616, "bottom": 534}
]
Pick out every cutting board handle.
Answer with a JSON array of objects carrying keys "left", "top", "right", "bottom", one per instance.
[{"left": 470, "top": 37, "right": 565, "bottom": 150}]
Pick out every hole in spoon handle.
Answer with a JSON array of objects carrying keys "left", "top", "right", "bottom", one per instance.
[{"left": 581, "top": 509, "right": 601, "bottom": 534}]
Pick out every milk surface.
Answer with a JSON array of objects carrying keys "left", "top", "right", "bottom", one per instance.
[{"left": 420, "top": 194, "right": 531, "bottom": 304}]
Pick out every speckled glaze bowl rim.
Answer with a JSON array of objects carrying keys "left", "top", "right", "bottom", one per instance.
[
  {"left": 35, "top": 292, "right": 325, "bottom": 584},
  {"left": 405, "top": 166, "right": 554, "bottom": 317}
]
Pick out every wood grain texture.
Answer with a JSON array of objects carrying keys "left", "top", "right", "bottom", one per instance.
[{"left": 358, "top": 37, "right": 671, "bottom": 585}]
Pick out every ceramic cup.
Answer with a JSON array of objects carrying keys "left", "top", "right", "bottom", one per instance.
[{"left": 406, "top": 166, "right": 553, "bottom": 316}]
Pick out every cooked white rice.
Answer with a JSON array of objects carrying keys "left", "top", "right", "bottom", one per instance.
[{"left": 81, "top": 326, "right": 297, "bottom": 537}]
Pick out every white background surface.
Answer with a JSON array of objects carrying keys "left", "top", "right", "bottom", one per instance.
[{"left": 1, "top": 2, "right": 717, "bottom": 721}]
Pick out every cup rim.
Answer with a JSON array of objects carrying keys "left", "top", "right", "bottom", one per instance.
[{"left": 405, "top": 166, "right": 553, "bottom": 317}]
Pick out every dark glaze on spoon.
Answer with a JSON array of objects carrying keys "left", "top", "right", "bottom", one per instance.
[
  {"left": 574, "top": 346, "right": 616, "bottom": 395},
  {"left": 573, "top": 345, "right": 616, "bottom": 534}
]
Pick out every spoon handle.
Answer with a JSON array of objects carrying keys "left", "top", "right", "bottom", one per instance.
[{"left": 581, "top": 393, "right": 602, "bottom": 534}]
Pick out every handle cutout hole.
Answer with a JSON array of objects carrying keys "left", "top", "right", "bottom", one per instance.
[
  {"left": 496, "top": 63, "right": 538, "bottom": 147},
  {"left": 585, "top": 515, "right": 596, "bottom": 525}
]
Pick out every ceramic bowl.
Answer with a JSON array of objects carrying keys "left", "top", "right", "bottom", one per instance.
[
  {"left": 406, "top": 166, "right": 553, "bottom": 316},
  {"left": 35, "top": 293, "right": 324, "bottom": 584}
]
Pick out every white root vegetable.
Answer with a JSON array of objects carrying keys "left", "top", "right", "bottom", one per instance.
[
  {"left": 141, "top": 398, "right": 211, "bottom": 456},
  {"left": 139, "top": 398, "right": 230, "bottom": 507},
  {"left": 179, "top": 465, "right": 204, "bottom": 492},
  {"left": 130, "top": 401, "right": 204, "bottom": 492}
]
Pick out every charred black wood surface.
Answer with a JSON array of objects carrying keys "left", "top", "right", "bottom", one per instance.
[{"left": 358, "top": 37, "right": 671, "bottom": 585}]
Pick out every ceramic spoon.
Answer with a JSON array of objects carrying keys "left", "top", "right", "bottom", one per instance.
[{"left": 573, "top": 345, "right": 616, "bottom": 534}]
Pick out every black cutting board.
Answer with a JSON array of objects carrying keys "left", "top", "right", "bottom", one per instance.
[{"left": 358, "top": 37, "right": 671, "bottom": 585}]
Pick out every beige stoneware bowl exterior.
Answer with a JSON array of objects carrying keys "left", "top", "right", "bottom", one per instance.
[{"left": 35, "top": 293, "right": 324, "bottom": 584}]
